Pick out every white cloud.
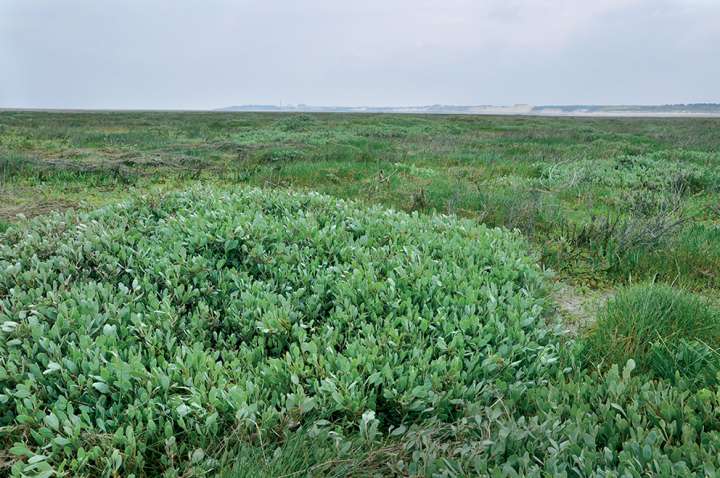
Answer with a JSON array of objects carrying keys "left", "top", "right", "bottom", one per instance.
[{"left": 0, "top": 0, "right": 718, "bottom": 108}]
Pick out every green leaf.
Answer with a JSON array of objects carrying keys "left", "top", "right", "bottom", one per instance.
[
  {"left": 92, "top": 382, "right": 110, "bottom": 394},
  {"left": 44, "top": 413, "right": 59, "bottom": 431},
  {"left": 9, "top": 443, "right": 32, "bottom": 457},
  {"left": 623, "top": 359, "right": 636, "bottom": 380},
  {"left": 191, "top": 448, "right": 205, "bottom": 463},
  {"left": 43, "top": 362, "right": 62, "bottom": 375}
]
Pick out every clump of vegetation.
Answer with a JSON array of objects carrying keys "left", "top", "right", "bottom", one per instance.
[
  {"left": 0, "top": 153, "right": 32, "bottom": 182},
  {"left": 538, "top": 153, "right": 718, "bottom": 194},
  {"left": 357, "top": 125, "right": 408, "bottom": 139},
  {"left": 663, "top": 225, "right": 720, "bottom": 288},
  {"left": 560, "top": 207, "right": 687, "bottom": 273},
  {"left": 274, "top": 113, "right": 318, "bottom": 132},
  {"left": 478, "top": 189, "right": 563, "bottom": 235},
  {"left": 0, "top": 187, "right": 556, "bottom": 476},
  {"left": 388, "top": 361, "right": 720, "bottom": 477},
  {"left": 584, "top": 284, "right": 720, "bottom": 383}
]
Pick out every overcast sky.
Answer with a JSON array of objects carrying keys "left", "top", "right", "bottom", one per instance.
[{"left": 1, "top": 0, "right": 718, "bottom": 109}]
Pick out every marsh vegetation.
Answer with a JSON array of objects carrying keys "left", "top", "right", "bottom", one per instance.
[{"left": 1, "top": 111, "right": 719, "bottom": 476}]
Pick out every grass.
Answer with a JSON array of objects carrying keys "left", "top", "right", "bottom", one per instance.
[
  {"left": 585, "top": 284, "right": 720, "bottom": 383},
  {"left": 218, "top": 430, "right": 406, "bottom": 478},
  {"left": 1, "top": 111, "right": 720, "bottom": 475},
  {"left": 1, "top": 111, "right": 717, "bottom": 293}
]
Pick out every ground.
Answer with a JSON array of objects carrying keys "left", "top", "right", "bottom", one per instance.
[
  {"left": 2, "top": 111, "right": 717, "bottom": 319},
  {"left": 2, "top": 111, "right": 720, "bottom": 475}
]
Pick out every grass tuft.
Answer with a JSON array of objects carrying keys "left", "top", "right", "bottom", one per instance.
[{"left": 584, "top": 283, "right": 720, "bottom": 382}]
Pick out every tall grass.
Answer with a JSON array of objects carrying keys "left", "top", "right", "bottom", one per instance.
[
  {"left": 0, "top": 153, "right": 32, "bottom": 183},
  {"left": 584, "top": 284, "right": 720, "bottom": 384}
]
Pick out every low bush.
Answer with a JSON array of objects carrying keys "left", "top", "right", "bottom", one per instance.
[
  {"left": 378, "top": 362, "right": 720, "bottom": 477},
  {"left": 562, "top": 210, "right": 687, "bottom": 268},
  {"left": 649, "top": 338, "right": 720, "bottom": 388},
  {"left": 620, "top": 224, "right": 720, "bottom": 289},
  {"left": 584, "top": 284, "right": 720, "bottom": 382},
  {"left": 225, "top": 360, "right": 720, "bottom": 477},
  {"left": 668, "top": 224, "right": 720, "bottom": 287},
  {"left": 0, "top": 187, "right": 557, "bottom": 476}
]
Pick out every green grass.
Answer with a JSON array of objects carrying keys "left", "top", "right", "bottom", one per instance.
[
  {"left": 1, "top": 111, "right": 717, "bottom": 292},
  {"left": 1, "top": 111, "right": 720, "bottom": 475},
  {"left": 5, "top": 191, "right": 720, "bottom": 476},
  {"left": 585, "top": 284, "right": 720, "bottom": 384}
]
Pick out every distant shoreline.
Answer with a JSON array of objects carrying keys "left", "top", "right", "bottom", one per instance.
[
  {"left": 2, "top": 104, "right": 720, "bottom": 118},
  {"left": 216, "top": 103, "right": 720, "bottom": 117}
]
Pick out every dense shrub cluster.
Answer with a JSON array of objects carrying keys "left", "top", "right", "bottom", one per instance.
[
  {"left": 222, "top": 359, "right": 720, "bottom": 476},
  {"left": 389, "top": 362, "right": 720, "bottom": 477},
  {"left": 0, "top": 187, "right": 556, "bottom": 476}
]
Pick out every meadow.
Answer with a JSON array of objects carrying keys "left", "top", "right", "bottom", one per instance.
[{"left": 1, "top": 111, "right": 719, "bottom": 476}]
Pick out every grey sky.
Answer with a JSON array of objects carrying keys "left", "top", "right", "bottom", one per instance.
[{"left": 1, "top": 0, "right": 718, "bottom": 109}]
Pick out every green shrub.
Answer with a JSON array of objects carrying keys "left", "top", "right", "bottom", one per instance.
[
  {"left": 615, "top": 224, "right": 720, "bottom": 290},
  {"left": 356, "top": 125, "right": 409, "bottom": 139},
  {"left": 218, "top": 361, "right": 720, "bottom": 477},
  {"left": 0, "top": 186, "right": 556, "bottom": 476},
  {"left": 225, "top": 360, "right": 720, "bottom": 477},
  {"left": 215, "top": 362, "right": 720, "bottom": 478},
  {"left": 584, "top": 284, "right": 720, "bottom": 381},
  {"left": 382, "top": 362, "right": 720, "bottom": 477}
]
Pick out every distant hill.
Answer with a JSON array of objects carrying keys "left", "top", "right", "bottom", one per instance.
[{"left": 217, "top": 103, "right": 720, "bottom": 116}]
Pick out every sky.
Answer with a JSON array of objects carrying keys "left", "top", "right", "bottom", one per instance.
[{"left": 1, "top": 0, "right": 719, "bottom": 109}]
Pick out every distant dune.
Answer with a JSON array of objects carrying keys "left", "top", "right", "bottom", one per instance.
[{"left": 217, "top": 103, "right": 720, "bottom": 117}]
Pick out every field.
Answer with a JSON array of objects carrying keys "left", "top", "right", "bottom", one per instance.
[{"left": 1, "top": 111, "right": 719, "bottom": 476}]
